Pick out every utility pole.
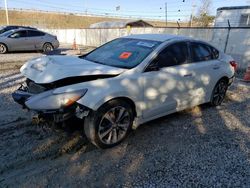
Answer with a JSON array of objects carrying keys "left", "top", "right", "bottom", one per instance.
[
  {"left": 190, "top": 0, "right": 196, "bottom": 27},
  {"left": 165, "top": 2, "right": 168, "bottom": 27},
  {"left": 4, "top": 0, "right": 9, "bottom": 25},
  {"left": 84, "top": 0, "right": 87, "bottom": 15}
]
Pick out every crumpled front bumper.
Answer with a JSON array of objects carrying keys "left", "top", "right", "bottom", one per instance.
[
  {"left": 12, "top": 86, "right": 33, "bottom": 109},
  {"left": 12, "top": 86, "right": 89, "bottom": 123}
]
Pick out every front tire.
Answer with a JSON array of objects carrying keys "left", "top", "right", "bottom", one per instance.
[
  {"left": 210, "top": 79, "right": 228, "bottom": 106},
  {"left": 84, "top": 100, "right": 134, "bottom": 148},
  {"left": 0, "top": 43, "right": 7, "bottom": 54}
]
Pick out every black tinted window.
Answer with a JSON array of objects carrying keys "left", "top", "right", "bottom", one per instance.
[
  {"left": 156, "top": 42, "right": 188, "bottom": 68},
  {"left": 27, "top": 30, "right": 45, "bottom": 37},
  {"left": 10, "top": 31, "right": 27, "bottom": 38},
  {"left": 191, "top": 42, "right": 213, "bottom": 62}
]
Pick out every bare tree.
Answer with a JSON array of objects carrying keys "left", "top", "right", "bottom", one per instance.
[
  {"left": 198, "top": 0, "right": 212, "bottom": 15},
  {"left": 194, "top": 0, "right": 215, "bottom": 27}
]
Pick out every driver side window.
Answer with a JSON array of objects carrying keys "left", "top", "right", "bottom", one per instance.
[
  {"left": 10, "top": 30, "right": 27, "bottom": 38},
  {"left": 154, "top": 42, "right": 189, "bottom": 68}
]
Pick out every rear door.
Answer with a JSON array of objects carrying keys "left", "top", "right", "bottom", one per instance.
[
  {"left": 27, "top": 30, "right": 46, "bottom": 50},
  {"left": 142, "top": 41, "right": 194, "bottom": 119},
  {"left": 188, "top": 42, "right": 222, "bottom": 104}
]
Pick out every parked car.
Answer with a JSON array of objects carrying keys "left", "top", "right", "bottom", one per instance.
[
  {"left": 0, "top": 25, "right": 37, "bottom": 35},
  {"left": 0, "top": 28, "right": 59, "bottom": 53},
  {"left": 12, "top": 34, "right": 236, "bottom": 148}
]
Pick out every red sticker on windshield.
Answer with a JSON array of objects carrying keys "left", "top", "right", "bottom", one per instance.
[{"left": 119, "top": 52, "right": 132, "bottom": 59}]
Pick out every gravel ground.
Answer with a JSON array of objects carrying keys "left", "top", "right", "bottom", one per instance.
[{"left": 0, "top": 69, "right": 250, "bottom": 187}]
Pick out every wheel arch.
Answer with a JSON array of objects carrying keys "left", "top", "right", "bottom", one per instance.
[
  {"left": 102, "top": 97, "right": 137, "bottom": 117},
  {"left": 43, "top": 42, "right": 54, "bottom": 48},
  {"left": 211, "top": 76, "right": 230, "bottom": 96},
  {"left": 86, "top": 96, "right": 138, "bottom": 118},
  {"left": 218, "top": 76, "right": 229, "bottom": 84}
]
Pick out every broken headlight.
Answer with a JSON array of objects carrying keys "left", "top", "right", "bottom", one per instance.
[{"left": 25, "top": 89, "right": 87, "bottom": 110}]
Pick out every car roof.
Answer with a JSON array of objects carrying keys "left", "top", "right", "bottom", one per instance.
[
  {"left": 1, "top": 25, "right": 35, "bottom": 28},
  {"left": 122, "top": 34, "right": 190, "bottom": 42},
  {"left": 8, "top": 28, "right": 42, "bottom": 32}
]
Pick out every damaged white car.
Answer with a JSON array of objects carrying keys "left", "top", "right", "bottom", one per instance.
[{"left": 12, "top": 34, "right": 236, "bottom": 148}]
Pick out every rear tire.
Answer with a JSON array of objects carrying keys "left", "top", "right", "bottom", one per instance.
[
  {"left": 0, "top": 43, "right": 7, "bottom": 54},
  {"left": 43, "top": 43, "right": 54, "bottom": 53},
  {"left": 210, "top": 79, "right": 228, "bottom": 106},
  {"left": 84, "top": 100, "right": 134, "bottom": 148}
]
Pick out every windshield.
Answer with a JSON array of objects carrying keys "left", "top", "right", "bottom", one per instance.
[
  {"left": 82, "top": 38, "right": 161, "bottom": 69},
  {"left": 0, "top": 27, "right": 7, "bottom": 35},
  {"left": 0, "top": 30, "right": 13, "bottom": 37}
]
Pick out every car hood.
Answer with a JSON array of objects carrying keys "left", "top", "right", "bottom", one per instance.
[{"left": 20, "top": 55, "right": 126, "bottom": 84}]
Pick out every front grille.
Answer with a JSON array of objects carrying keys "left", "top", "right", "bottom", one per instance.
[{"left": 26, "top": 79, "right": 47, "bottom": 94}]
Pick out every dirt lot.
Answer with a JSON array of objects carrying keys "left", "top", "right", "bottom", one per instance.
[{"left": 0, "top": 56, "right": 250, "bottom": 187}]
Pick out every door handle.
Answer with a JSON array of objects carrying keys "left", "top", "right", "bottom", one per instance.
[
  {"left": 183, "top": 73, "right": 193, "bottom": 77},
  {"left": 213, "top": 65, "right": 220, "bottom": 70}
]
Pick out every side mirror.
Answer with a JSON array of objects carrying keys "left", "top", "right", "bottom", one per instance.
[
  {"left": 145, "top": 61, "right": 160, "bottom": 72},
  {"left": 9, "top": 34, "right": 19, "bottom": 39}
]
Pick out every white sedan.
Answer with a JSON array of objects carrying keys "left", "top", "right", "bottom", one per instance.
[{"left": 12, "top": 34, "right": 236, "bottom": 148}]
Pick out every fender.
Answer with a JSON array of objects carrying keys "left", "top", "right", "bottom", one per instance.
[{"left": 54, "top": 76, "right": 144, "bottom": 116}]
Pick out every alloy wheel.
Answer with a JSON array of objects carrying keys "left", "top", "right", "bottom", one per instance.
[{"left": 98, "top": 106, "right": 131, "bottom": 145}]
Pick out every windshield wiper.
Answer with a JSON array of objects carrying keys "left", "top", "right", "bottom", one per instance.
[
  {"left": 80, "top": 56, "right": 130, "bottom": 69},
  {"left": 81, "top": 56, "right": 105, "bottom": 65}
]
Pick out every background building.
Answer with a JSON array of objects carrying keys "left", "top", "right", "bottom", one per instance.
[{"left": 215, "top": 6, "right": 250, "bottom": 27}]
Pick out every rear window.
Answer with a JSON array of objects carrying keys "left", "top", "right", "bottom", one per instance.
[
  {"left": 83, "top": 38, "right": 161, "bottom": 69},
  {"left": 27, "top": 30, "right": 45, "bottom": 37},
  {"left": 191, "top": 42, "right": 214, "bottom": 62}
]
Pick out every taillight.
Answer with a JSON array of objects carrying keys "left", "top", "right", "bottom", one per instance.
[{"left": 230, "top": 60, "right": 237, "bottom": 71}]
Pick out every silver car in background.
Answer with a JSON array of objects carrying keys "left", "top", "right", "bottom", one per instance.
[
  {"left": 0, "top": 28, "right": 59, "bottom": 54},
  {"left": 0, "top": 25, "right": 37, "bottom": 35}
]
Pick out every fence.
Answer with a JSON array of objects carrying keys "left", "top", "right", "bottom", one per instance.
[{"left": 43, "top": 27, "right": 250, "bottom": 69}]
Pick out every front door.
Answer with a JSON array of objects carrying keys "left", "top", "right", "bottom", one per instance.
[
  {"left": 142, "top": 41, "right": 192, "bottom": 119},
  {"left": 7, "top": 30, "right": 32, "bottom": 51}
]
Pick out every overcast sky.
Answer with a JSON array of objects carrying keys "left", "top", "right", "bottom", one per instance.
[{"left": 0, "top": 0, "right": 249, "bottom": 21}]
